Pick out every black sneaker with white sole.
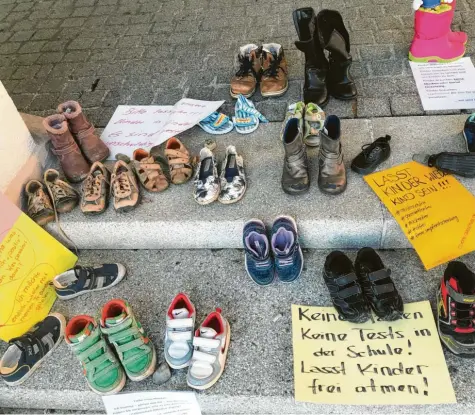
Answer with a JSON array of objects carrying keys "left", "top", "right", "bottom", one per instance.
[
  {"left": 53, "top": 263, "right": 127, "bottom": 300},
  {"left": 0, "top": 313, "right": 66, "bottom": 386}
]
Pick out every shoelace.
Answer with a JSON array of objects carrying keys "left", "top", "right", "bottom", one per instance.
[
  {"left": 360, "top": 135, "right": 391, "bottom": 161},
  {"left": 84, "top": 174, "right": 105, "bottom": 199},
  {"left": 235, "top": 55, "right": 254, "bottom": 77},
  {"left": 262, "top": 52, "right": 283, "bottom": 78},
  {"left": 30, "top": 191, "right": 50, "bottom": 214},
  {"left": 255, "top": 258, "right": 271, "bottom": 269},
  {"left": 45, "top": 182, "right": 78, "bottom": 255},
  {"left": 278, "top": 257, "right": 295, "bottom": 266},
  {"left": 113, "top": 172, "right": 131, "bottom": 197}
]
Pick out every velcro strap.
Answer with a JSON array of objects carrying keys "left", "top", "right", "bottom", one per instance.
[
  {"left": 233, "top": 116, "right": 256, "bottom": 127},
  {"left": 169, "top": 331, "right": 193, "bottom": 342},
  {"left": 193, "top": 337, "right": 220, "bottom": 349},
  {"left": 447, "top": 284, "right": 475, "bottom": 304},
  {"left": 335, "top": 273, "right": 358, "bottom": 286},
  {"left": 338, "top": 285, "right": 361, "bottom": 299},
  {"left": 372, "top": 283, "right": 395, "bottom": 295},
  {"left": 76, "top": 124, "right": 95, "bottom": 141},
  {"left": 369, "top": 269, "right": 390, "bottom": 282},
  {"left": 167, "top": 318, "right": 194, "bottom": 329},
  {"left": 52, "top": 143, "right": 79, "bottom": 156},
  {"left": 192, "top": 350, "right": 216, "bottom": 364}
]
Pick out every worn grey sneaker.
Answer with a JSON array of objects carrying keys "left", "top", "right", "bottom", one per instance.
[
  {"left": 218, "top": 146, "right": 246, "bottom": 204},
  {"left": 187, "top": 308, "right": 230, "bottom": 390},
  {"left": 281, "top": 117, "right": 309, "bottom": 195},
  {"left": 193, "top": 147, "right": 220, "bottom": 205},
  {"left": 44, "top": 168, "right": 79, "bottom": 213},
  {"left": 318, "top": 115, "right": 347, "bottom": 195},
  {"left": 164, "top": 293, "right": 196, "bottom": 369}
]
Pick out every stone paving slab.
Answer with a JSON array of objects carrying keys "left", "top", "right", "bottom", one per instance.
[
  {"left": 44, "top": 114, "right": 474, "bottom": 250},
  {"left": 0, "top": 0, "right": 474, "bottom": 123},
  {"left": 46, "top": 118, "right": 386, "bottom": 250},
  {"left": 0, "top": 248, "right": 474, "bottom": 413}
]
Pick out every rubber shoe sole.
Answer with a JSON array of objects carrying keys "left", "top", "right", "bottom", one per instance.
[{"left": 434, "top": 152, "right": 475, "bottom": 178}]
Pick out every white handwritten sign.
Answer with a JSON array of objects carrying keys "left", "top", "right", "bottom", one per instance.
[
  {"left": 292, "top": 301, "right": 456, "bottom": 405},
  {"left": 101, "top": 99, "right": 225, "bottom": 159},
  {"left": 102, "top": 391, "right": 201, "bottom": 415}
]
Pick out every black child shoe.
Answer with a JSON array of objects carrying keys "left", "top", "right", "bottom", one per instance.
[
  {"left": 437, "top": 261, "right": 475, "bottom": 357},
  {"left": 354, "top": 248, "right": 403, "bottom": 321},
  {"left": 323, "top": 251, "right": 370, "bottom": 323},
  {"left": 351, "top": 135, "right": 391, "bottom": 175},
  {"left": 0, "top": 313, "right": 66, "bottom": 386}
]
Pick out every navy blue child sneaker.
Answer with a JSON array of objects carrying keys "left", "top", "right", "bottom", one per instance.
[
  {"left": 243, "top": 219, "right": 274, "bottom": 286},
  {"left": 0, "top": 313, "right": 66, "bottom": 386},
  {"left": 53, "top": 263, "right": 127, "bottom": 300},
  {"left": 463, "top": 113, "right": 475, "bottom": 152},
  {"left": 271, "top": 215, "right": 303, "bottom": 283}
]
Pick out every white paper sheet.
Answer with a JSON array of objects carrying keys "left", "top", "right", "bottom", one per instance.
[
  {"left": 102, "top": 391, "right": 202, "bottom": 415},
  {"left": 410, "top": 58, "right": 475, "bottom": 111},
  {"left": 100, "top": 98, "right": 225, "bottom": 159}
]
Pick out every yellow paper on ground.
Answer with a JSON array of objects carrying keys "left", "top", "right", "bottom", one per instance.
[
  {"left": 0, "top": 192, "right": 77, "bottom": 341},
  {"left": 292, "top": 301, "right": 456, "bottom": 405},
  {"left": 364, "top": 161, "right": 475, "bottom": 270}
]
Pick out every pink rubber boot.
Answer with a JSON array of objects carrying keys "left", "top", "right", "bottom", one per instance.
[
  {"left": 409, "top": 7, "right": 465, "bottom": 62},
  {"left": 447, "top": 0, "right": 468, "bottom": 44}
]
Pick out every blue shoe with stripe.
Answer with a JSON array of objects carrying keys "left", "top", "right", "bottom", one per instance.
[
  {"left": 53, "top": 264, "right": 127, "bottom": 300},
  {"left": 271, "top": 216, "right": 303, "bottom": 283},
  {"left": 243, "top": 219, "right": 274, "bottom": 286}
]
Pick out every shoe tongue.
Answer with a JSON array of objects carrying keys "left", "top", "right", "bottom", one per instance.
[
  {"left": 172, "top": 308, "right": 190, "bottom": 319},
  {"left": 200, "top": 327, "right": 217, "bottom": 339},
  {"left": 245, "top": 232, "right": 268, "bottom": 259},
  {"left": 240, "top": 43, "right": 258, "bottom": 56},
  {"left": 105, "top": 311, "right": 128, "bottom": 327},
  {"left": 68, "top": 322, "right": 95, "bottom": 344},
  {"left": 272, "top": 227, "right": 294, "bottom": 256}
]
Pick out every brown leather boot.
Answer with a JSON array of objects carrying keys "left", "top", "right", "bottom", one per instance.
[
  {"left": 230, "top": 44, "right": 261, "bottom": 98},
  {"left": 261, "top": 43, "right": 289, "bottom": 97},
  {"left": 43, "top": 114, "right": 90, "bottom": 183},
  {"left": 58, "top": 101, "right": 110, "bottom": 164}
]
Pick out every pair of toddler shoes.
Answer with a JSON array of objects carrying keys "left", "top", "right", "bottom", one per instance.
[
  {"left": 165, "top": 293, "right": 230, "bottom": 390},
  {"left": 243, "top": 216, "right": 303, "bottom": 285},
  {"left": 193, "top": 145, "right": 246, "bottom": 205}
]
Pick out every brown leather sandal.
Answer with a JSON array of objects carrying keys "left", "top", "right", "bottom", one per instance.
[
  {"left": 164, "top": 137, "right": 193, "bottom": 185},
  {"left": 132, "top": 148, "right": 169, "bottom": 192}
]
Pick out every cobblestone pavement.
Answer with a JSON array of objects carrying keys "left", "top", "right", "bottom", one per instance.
[{"left": 0, "top": 0, "right": 474, "bottom": 124}]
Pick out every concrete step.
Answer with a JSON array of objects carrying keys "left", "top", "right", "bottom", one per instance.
[
  {"left": 1, "top": 249, "right": 474, "bottom": 413},
  {"left": 43, "top": 115, "right": 474, "bottom": 250}
]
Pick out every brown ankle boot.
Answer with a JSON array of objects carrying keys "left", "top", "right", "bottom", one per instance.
[
  {"left": 58, "top": 101, "right": 110, "bottom": 163},
  {"left": 43, "top": 114, "right": 90, "bottom": 183},
  {"left": 261, "top": 43, "right": 289, "bottom": 97}
]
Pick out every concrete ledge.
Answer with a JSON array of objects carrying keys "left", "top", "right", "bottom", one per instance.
[
  {"left": 0, "top": 249, "right": 474, "bottom": 413},
  {"left": 43, "top": 115, "right": 473, "bottom": 249}
]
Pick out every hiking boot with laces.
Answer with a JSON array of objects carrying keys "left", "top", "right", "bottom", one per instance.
[
  {"left": 44, "top": 169, "right": 79, "bottom": 214},
  {"left": 58, "top": 101, "right": 110, "bottom": 164},
  {"left": 25, "top": 179, "right": 55, "bottom": 226},
  {"left": 43, "top": 114, "right": 90, "bottom": 183},
  {"left": 437, "top": 261, "right": 475, "bottom": 357},
  {"left": 319, "top": 115, "right": 347, "bottom": 195},
  {"left": 354, "top": 248, "right": 403, "bottom": 321},
  {"left": 81, "top": 162, "right": 110, "bottom": 215},
  {"left": 66, "top": 315, "right": 126, "bottom": 395},
  {"left": 132, "top": 148, "right": 169, "bottom": 193},
  {"left": 164, "top": 137, "right": 193, "bottom": 185},
  {"left": 351, "top": 135, "right": 391, "bottom": 175},
  {"left": 111, "top": 160, "right": 140, "bottom": 213},
  {"left": 323, "top": 251, "right": 370, "bottom": 323},
  {"left": 261, "top": 43, "right": 289, "bottom": 97},
  {"left": 0, "top": 313, "right": 65, "bottom": 386},
  {"left": 53, "top": 263, "right": 127, "bottom": 300},
  {"left": 187, "top": 308, "right": 230, "bottom": 390},
  {"left": 230, "top": 44, "right": 261, "bottom": 98},
  {"left": 100, "top": 299, "right": 157, "bottom": 381}
]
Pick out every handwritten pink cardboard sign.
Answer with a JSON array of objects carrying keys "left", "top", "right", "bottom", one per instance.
[{"left": 100, "top": 99, "right": 225, "bottom": 159}]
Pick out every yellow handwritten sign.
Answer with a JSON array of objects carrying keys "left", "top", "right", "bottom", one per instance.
[
  {"left": 0, "top": 192, "right": 77, "bottom": 341},
  {"left": 365, "top": 161, "right": 475, "bottom": 270},
  {"left": 292, "top": 302, "right": 456, "bottom": 405}
]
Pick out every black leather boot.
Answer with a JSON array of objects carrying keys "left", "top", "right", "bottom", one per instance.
[
  {"left": 293, "top": 7, "right": 329, "bottom": 106},
  {"left": 316, "top": 10, "right": 357, "bottom": 100}
]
